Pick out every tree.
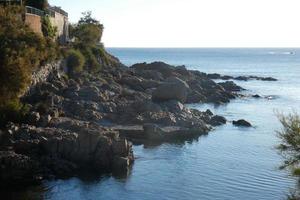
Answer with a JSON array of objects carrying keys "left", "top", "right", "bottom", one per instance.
[{"left": 74, "top": 11, "right": 103, "bottom": 45}]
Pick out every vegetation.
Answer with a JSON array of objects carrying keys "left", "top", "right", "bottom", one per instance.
[
  {"left": 66, "top": 49, "right": 85, "bottom": 76},
  {"left": 0, "top": 5, "right": 58, "bottom": 127},
  {"left": 69, "top": 12, "right": 104, "bottom": 72},
  {"left": 68, "top": 11, "right": 118, "bottom": 72},
  {"left": 277, "top": 113, "right": 300, "bottom": 172},
  {"left": 42, "top": 15, "right": 57, "bottom": 39},
  {"left": 277, "top": 113, "right": 300, "bottom": 200}
]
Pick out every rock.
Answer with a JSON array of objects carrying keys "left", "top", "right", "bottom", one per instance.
[
  {"left": 112, "top": 156, "right": 130, "bottom": 171},
  {"left": 78, "top": 86, "right": 101, "bottom": 101},
  {"left": 26, "top": 112, "right": 40, "bottom": 125},
  {"left": 120, "top": 76, "right": 144, "bottom": 91},
  {"left": 219, "top": 81, "right": 244, "bottom": 92},
  {"left": 261, "top": 77, "right": 277, "bottom": 81},
  {"left": 233, "top": 119, "right": 252, "bottom": 127},
  {"left": 39, "top": 82, "right": 59, "bottom": 94},
  {"left": 186, "top": 91, "right": 206, "bottom": 103},
  {"left": 206, "top": 92, "right": 231, "bottom": 104},
  {"left": 235, "top": 76, "right": 248, "bottom": 81},
  {"left": 131, "top": 62, "right": 176, "bottom": 78},
  {"left": 205, "top": 109, "right": 214, "bottom": 116},
  {"left": 152, "top": 77, "right": 189, "bottom": 103},
  {"left": 0, "top": 151, "right": 40, "bottom": 186},
  {"left": 207, "top": 73, "right": 221, "bottom": 79},
  {"left": 133, "top": 100, "right": 162, "bottom": 113},
  {"left": 209, "top": 115, "right": 227, "bottom": 126},
  {"left": 38, "top": 115, "right": 52, "bottom": 127},
  {"left": 112, "top": 139, "right": 129, "bottom": 157},
  {"left": 162, "top": 100, "right": 184, "bottom": 112},
  {"left": 252, "top": 94, "right": 261, "bottom": 98},
  {"left": 143, "top": 123, "right": 164, "bottom": 141}
]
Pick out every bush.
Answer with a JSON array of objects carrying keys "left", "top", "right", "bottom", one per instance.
[
  {"left": 42, "top": 16, "right": 57, "bottom": 39},
  {"left": 277, "top": 113, "right": 300, "bottom": 171},
  {"left": 66, "top": 49, "right": 85, "bottom": 75},
  {"left": 0, "top": 6, "right": 58, "bottom": 126}
]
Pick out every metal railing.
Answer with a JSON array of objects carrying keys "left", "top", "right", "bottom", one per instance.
[
  {"left": 48, "top": 6, "right": 68, "bottom": 17},
  {"left": 25, "top": 6, "right": 44, "bottom": 16}
]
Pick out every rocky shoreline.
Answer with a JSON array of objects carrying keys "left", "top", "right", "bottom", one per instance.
[{"left": 0, "top": 59, "right": 275, "bottom": 186}]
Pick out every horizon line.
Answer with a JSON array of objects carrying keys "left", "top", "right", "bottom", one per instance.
[{"left": 105, "top": 46, "right": 300, "bottom": 49}]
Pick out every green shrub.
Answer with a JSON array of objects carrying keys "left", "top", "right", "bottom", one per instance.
[
  {"left": 42, "top": 16, "right": 57, "bottom": 39},
  {"left": 66, "top": 49, "right": 85, "bottom": 75},
  {"left": 277, "top": 113, "right": 300, "bottom": 171},
  {"left": 0, "top": 6, "right": 58, "bottom": 126}
]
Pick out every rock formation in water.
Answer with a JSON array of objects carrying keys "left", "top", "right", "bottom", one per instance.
[{"left": 0, "top": 58, "right": 258, "bottom": 186}]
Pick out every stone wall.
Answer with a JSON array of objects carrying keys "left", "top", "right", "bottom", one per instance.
[
  {"left": 27, "top": 60, "right": 66, "bottom": 95},
  {"left": 24, "top": 13, "right": 42, "bottom": 35}
]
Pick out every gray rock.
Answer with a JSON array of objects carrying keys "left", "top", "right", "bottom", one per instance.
[
  {"left": 152, "top": 77, "right": 189, "bottom": 103},
  {"left": 209, "top": 115, "right": 227, "bottom": 126},
  {"left": 143, "top": 123, "right": 164, "bottom": 141},
  {"left": 26, "top": 112, "right": 40, "bottom": 125}
]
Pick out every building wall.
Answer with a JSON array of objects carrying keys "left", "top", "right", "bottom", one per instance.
[
  {"left": 50, "top": 12, "right": 69, "bottom": 44},
  {"left": 24, "top": 13, "right": 42, "bottom": 35}
]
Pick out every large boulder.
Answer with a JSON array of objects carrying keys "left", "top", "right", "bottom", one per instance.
[
  {"left": 152, "top": 77, "right": 189, "bottom": 103},
  {"left": 209, "top": 115, "right": 227, "bottom": 126}
]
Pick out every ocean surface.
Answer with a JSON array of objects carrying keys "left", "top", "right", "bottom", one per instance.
[{"left": 11, "top": 48, "right": 300, "bottom": 199}]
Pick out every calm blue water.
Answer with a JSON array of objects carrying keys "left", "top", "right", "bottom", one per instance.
[{"left": 43, "top": 48, "right": 300, "bottom": 200}]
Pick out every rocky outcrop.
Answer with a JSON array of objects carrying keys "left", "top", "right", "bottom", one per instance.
[
  {"left": 1, "top": 60, "right": 256, "bottom": 186},
  {"left": 0, "top": 120, "right": 133, "bottom": 186},
  {"left": 233, "top": 119, "right": 252, "bottom": 127},
  {"left": 206, "top": 73, "right": 277, "bottom": 82},
  {"left": 152, "top": 77, "right": 189, "bottom": 103},
  {"left": 219, "top": 81, "right": 244, "bottom": 92}
]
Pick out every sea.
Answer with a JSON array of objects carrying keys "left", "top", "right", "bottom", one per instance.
[{"left": 7, "top": 48, "right": 300, "bottom": 200}]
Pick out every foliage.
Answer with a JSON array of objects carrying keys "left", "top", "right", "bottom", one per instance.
[
  {"left": 42, "top": 15, "right": 57, "bottom": 39},
  {"left": 0, "top": 6, "right": 58, "bottom": 126},
  {"left": 66, "top": 49, "right": 85, "bottom": 75},
  {"left": 74, "top": 23, "right": 102, "bottom": 46},
  {"left": 78, "top": 11, "right": 104, "bottom": 28},
  {"left": 67, "top": 12, "right": 117, "bottom": 73},
  {"left": 0, "top": 100, "right": 29, "bottom": 128},
  {"left": 277, "top": 113, "right": 300, "bottom": 171},
  {"left": 73, "top": 11, "right": 103, "bottom": 45},
  {"left": 24, "top": 0, "right": 48, "bottom": 10}
]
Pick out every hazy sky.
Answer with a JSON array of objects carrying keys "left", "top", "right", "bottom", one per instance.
[{"left": 50, "top": 0, "right": 300, "bottom": 48}]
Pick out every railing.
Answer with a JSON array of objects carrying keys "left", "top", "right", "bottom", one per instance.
[
  {"left": 48, "top": 6, "right": 68, "bottom": 17},
  {"left": 25, "top": 6, "right": 44, "bottom": 16},
  {"left": 46, "top": 9, "right": 55, "bottom": 18}
]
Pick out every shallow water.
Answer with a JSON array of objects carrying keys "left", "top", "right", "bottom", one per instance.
[{"left": 8, "top": 48, "right": 300, "bottom": 200}]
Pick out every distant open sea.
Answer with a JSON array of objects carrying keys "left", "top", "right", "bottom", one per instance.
[{"left": 10, "top": 48, "right": 300, "bottom": 200}]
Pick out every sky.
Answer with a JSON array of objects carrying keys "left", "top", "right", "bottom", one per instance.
[{"left": 49, "top": 0, "right": 300, "bottom": 48}]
